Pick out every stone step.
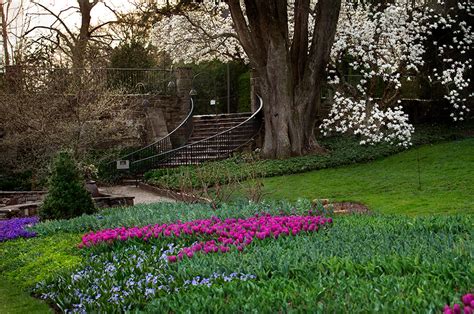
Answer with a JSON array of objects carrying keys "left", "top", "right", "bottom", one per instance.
[
  {"left": 192, "top": 124, "right": 255, "bottom": 132},
  {"left": 158, "top": 155, "right": 227, "bottom": 167},
  {"left": 189, "top": 135, "right": 251, "bottom": 147},
  {"left": 192, "top": 116, "right": 250, "bottom": 124},
  {"left": 189, "top": 132, "right": 255, "bottom": 141},
  {"left": 193, "top": 112, "right": 252, "bottom": 119}
]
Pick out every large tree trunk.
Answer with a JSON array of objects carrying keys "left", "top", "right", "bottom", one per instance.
[
  {"left": 258, "top": 66, "right": 322, "bottom": 158},
  {"left": 229, "top": 0, "right": 341, "bottom": 158}
]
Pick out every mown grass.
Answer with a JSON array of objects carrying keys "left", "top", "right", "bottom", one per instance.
[
  {"left": 0, "top": 278, "right": 51, "bottom": 314},
  {"left": 259, "top": 139, "right": 474, "bottom": 215},
  {"left": 144, "top": 123, "right": 471, "bottom": 191}
]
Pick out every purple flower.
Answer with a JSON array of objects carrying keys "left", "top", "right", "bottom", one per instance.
[{"left": 0, "top": 217, "right": 39, "bottom": 242}]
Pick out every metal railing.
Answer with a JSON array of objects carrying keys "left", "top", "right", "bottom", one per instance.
[
  {"left": 130, "top": 96, "right": 263, "bottom": 172},
  {"left": 114, "top": 97, "right": 195, "bottom": 174}
]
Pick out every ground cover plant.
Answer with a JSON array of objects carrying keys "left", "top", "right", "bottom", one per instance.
[
  {"left": 144, "top": 124, "right": 471, "bottom": 191},
  {"left": 0, "top": 200, "right": 471, "bottom": 313},
  {"left": 0, "top": 217, "right": 38, "bottom": 242},
  {"left": 259, "top": 139, "right": 474, "bottom": 215}
]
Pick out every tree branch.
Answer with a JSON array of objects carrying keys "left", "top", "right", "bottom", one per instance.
[
  {"left": 31, "top": 1, "right": 76, "bottom": 40},
  {"left": 24, "top": 25, "right": 74, "bottom": 49},
  {"left": 228, "top": 0, "right": 262, "bottom": 67},
  {"left": 88, "top": 20, "right": 119, "bottom": 35}
]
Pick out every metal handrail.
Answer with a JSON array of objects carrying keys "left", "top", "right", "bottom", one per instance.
[
  {"left": 114, "top": 97, "right": 194, "bottom": 171},
  {"left": 130, "top": 96, "right": 263, "bottom": 171}
]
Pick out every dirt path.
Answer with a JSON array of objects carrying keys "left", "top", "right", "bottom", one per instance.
[{"left": 99, "top": 185, "right": 175, "bottom": 205}]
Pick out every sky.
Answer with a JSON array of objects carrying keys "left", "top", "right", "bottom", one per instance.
[{"left": 1, "top": 0, "right": 139, "bottom": 65}]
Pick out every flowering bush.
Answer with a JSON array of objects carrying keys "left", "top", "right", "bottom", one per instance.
[
  {"left": 80, "top": 214, "right": 333, "bottom": 262},
  {"left": 0, "top": 217, "right": 38, "bottom": 242},
  {"left": 443, "top": 293, "right": 474, "bottom": 314}
]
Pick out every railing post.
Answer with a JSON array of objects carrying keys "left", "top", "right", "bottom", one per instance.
[{"left": 250, "top": 69, "right": 261, "bottom": 113}]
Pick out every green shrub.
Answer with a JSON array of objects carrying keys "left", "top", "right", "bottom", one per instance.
[
  {"left": 0, "top": 170, "right": 33, "bottom": 191},
  {"left": 40, "top": 151, "right": 96, "bottom": 220}
]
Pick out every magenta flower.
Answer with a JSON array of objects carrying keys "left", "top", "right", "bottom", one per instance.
[
  {"left": 462, "top": 295, "right": 474, "bottom": 306},
  {"left": 444, "top": 305, "right": 454, "bottom": 314},
  {"left": 79, "top": 213, "right": 333, "bottom": 264},
  {"left": 167, "top": 255, "right": 177, "bottom": 263},
  {"left": 454, "top": 304, "right": 461, "bottom": 314}
]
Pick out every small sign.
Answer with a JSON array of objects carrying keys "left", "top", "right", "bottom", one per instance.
[
  {"left": 116, "top": 160, "right": 130, "bottom": 170},
  {"left": 210, "top": 99, "right": 216, "bottom": 106}
]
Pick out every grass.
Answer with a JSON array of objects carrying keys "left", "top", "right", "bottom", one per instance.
[
  {"left": 0, "top": 278, "right": 51, "bottom": 314},
  {"left": 259, "top": 138, "right": 474, "bottom": 215},
  {"left": 144, "top": 123, "right": 471, "bottom": 191}
]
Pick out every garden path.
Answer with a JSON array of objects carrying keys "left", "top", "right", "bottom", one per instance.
[{"left": 99, "top": 185, "right": 175, "bottom": 204}]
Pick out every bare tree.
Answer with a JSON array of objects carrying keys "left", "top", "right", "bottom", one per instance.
[
  {"left": 0, "top": 70, "right": 143, "bottom": 178},
  {"left": 0, "top": 0, "right": 31, "bottom": 66},
  {"left": 25, "top": 0, "right": 119, "bottom": 68}
]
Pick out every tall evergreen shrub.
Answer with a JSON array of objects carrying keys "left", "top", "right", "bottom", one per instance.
[{"left": 40, "top": 151, "right": 96, "bottom": 220}]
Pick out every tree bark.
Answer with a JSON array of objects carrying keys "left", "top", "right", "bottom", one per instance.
[
  {"left": 229, "top": 0, "right": 341, "bottom": 158},
  {"left": 0, "top": 1, "right": 10, "bottom": 66}
]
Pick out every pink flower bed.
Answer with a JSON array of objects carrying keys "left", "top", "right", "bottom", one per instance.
[
  {"left": 80, "top": 214, "right": 332, "bottom": 262},
  {"left": 443, "top": 293, "right": 474, "bottom": 314}
]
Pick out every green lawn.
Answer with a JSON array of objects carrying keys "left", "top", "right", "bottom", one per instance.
[
  {"left": 260, "top": 139, "right": 474, "bottom": 215},
  {"left": 0, "top": 278, "right": 51, "bottom": 314}
]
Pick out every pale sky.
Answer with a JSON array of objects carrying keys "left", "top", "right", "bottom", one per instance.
[{"left": 1, "top": 0, "right": 140, "bottom": 65}]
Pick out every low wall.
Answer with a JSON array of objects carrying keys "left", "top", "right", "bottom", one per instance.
[{"left": 0, "top": 191, "right": 135, "bottom": 220}]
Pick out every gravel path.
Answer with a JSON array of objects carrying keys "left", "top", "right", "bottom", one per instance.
[{"left": 99, "top": 185, "right": 175, "bottom": 205}]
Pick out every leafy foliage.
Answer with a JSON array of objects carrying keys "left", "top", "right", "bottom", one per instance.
[
  {"left": 109, "top": 40, "right": 156, "bottom": 69},
  {"left": 0, "top": 233, "right": 82, "bottom": 289},
  {"left": 40, "top": 151, "right": 96, "bottom": 220}
]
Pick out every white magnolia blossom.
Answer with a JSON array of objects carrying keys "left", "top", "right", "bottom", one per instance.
[
  {"left": 322, "top": 2, "right": 429, "bottom": 145},
  {"left": 153, "top": 3, "right": 244, "bottom": 63},
  {"left": 427, "top": 3, "right": 473, "bottom": 121},
  {"left": 322, "top": 93, "right": 414, "bottom": 147},
  {"left": 153, "top": 0, "right": 472, "bottom": 146}
]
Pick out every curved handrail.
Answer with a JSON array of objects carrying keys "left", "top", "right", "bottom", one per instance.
[
  {"left": 116, "top": 97, "right": 194, "bottom": 166},
  {"left": 131, "top": 96, "right": 263, "bottom": 170}
]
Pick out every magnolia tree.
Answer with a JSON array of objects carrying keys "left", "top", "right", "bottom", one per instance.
[
  {"left": 153, "top": 0, "right": 472, "bottom": 155},
  {"left": 323, "top": 0, "right": 472, "bottom": 146}
]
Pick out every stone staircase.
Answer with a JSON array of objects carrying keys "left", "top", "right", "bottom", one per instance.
[
  {"left": 122, "top": 97, "right": 263, "bottom": 173},
  {"left": 156, "top": 112, "right": 258, "bottom": 167}
]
